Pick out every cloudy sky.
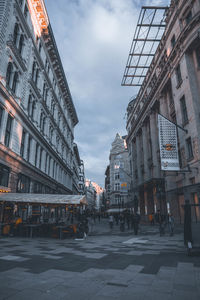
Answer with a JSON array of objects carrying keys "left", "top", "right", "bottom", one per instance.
[{"left": 45, "top": 0, "right": 169, "bottom": 187}]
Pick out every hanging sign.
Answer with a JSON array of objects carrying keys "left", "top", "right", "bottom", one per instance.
[{"left": 158, "top": 114, "right": 180, "bottom": 171}]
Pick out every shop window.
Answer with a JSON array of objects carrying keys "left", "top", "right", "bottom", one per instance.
[
  {"left": 186, "top": 137, "right": 193, "bottom": 159},
  {"left": 0, "top": 164, "right": 10, "bottom": 187},
  {"left": 20, "top": 129, "right": 26, "bottom": 157},
  {"left": 4, "top": 114, "right": 13, "bottom": 147},
  {"left": 17, "top": 174, "right": 30, "bottom": 193},
  {"left": 180, "top": 95, "right": 188, "bottom": 124},
  {"left": 175, "top": 64, "right": 182, "bottom": 86}
]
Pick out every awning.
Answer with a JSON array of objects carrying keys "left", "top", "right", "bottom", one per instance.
[
  {"left": 107, "top": 208, "right": 126, "bottom": 213},
  {"left": 0, "top": 193, "right": 87, "bottom": 205}
]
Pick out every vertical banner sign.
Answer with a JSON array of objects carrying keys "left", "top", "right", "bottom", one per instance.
[{"left": 158, "top": 114, "right": 180, "bottom": 171}]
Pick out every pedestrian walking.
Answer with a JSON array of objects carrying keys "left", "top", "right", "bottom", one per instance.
[
  {"left": 133, "top": 212, "right": 140, "bottom": 235},
  {"left": 119, "top": 214, "right": 125, "bottom": 232},
  {"left": 109, "top": 214, "right": 114, "bottom": 229},
  {"left": 168, "top": 213, "right": 175, "bottom": 236},
  {"left": 155, "top": 210, "right": 166, "bottom": 236}
]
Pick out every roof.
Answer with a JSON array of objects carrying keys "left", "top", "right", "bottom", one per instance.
[{"left": 0, "top": 193, "right": 87, "bottom": 205}]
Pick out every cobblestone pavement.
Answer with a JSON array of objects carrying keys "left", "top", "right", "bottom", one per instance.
[{"left": 0, "top": 220, "right": 200, "bottom": 300}]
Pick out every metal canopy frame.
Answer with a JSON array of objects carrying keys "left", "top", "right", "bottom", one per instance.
[{"left": 122, "top": 6, "right": 168, "bottom": 87}]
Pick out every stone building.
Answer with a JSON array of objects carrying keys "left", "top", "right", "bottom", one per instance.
[
  {"left": 0, "top": 0, "right": 80, "bottom": 194},
  {"left": 85, "top": 179, "right": 96, "bottom": 210},
  {"left": 123, "top": 0, "right": 200, "bottom": 222},
  {"left": 108, "top": 133, "right": 131, "bottom": 208}
]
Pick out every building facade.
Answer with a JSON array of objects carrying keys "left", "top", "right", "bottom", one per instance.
[
  {"left": 108, "top": 133, "right": 131, "bottom": 208},
  {"left": 85, "top": 179, "right": 96, "bottom": 210},
  {"left": 124, "top": 0, "right": 200, "bottom": 222},
  {"left": 0, "top": 0, "right": 80, "bottom": 194}
]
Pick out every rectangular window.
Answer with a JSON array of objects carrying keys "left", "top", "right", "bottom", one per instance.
[
  {"left": 17, "top": 174, "right": 30, "bottom": 193},
  {"left": 35, "top": 143, "right": 39, "bottom": 166},
  {"left": 0, "top": 164, "right": 10, "bottom": 187},
  {"left": 39, "top": 148, "right": 43, "bottom": 169},
  {"left": 27, "top": 136, "right": 32, "bottom": 162},
  {"left": 24, "top": 4, "right": 28, "bottom": 18},
  {"left": 0, "top": 105, "right": 3, "bottom": 128},
  {"left": 4, "top": 114, "right": 13, "bottom": 147},
  {"left": 175, "top": 64, "right": 182, "bottom": 86},
  {"left": 45, "top": 153, "right": 48, "bottom": 173},
  {"left": 115, "top": 183, "right": 120, "bottom": 191},
  {"left": 20, "top": 129, "right": 26, "bottom": 157},
  {"left": 180, "top": 95, "right": 188, "bottom": 124},
  {"left": 115, "top": 172, "right": 120, "bottom": 180},
  {"left": 186, "top": 137, "right": 193, "bottom": 159}
]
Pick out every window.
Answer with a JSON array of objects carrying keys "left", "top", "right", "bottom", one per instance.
[
  {"left": 35, "top": 143, "right": 39, "bottom": 166},
  {"left": 171, "top": 35, "right": 176, "bottom": 49},
  {"left": 27, "top": 135, "right": 32, "bottom": 162},
  {"left": 12, "top": 71, "right": 18, "bottom": 93},
  {"left": 45, "top": 153, "right": 48, "bottom": 173},
  {"left": 0, "top": 105, "right": 3, "bottom": 128},
  {"left": 39, "top": 148, "right": 43, "bottom": 169},
  {"left": 180, "top": 95, "right": 188, "bottom": 124},
  {"left": 175, "top": 64, "right": 182, "bottom": 86},
  {"left": 17, "top": 174, "right": 30, "bottom": 193},
  {"left": 195, "top": 46, "right": 200, "bottom": 68},
  {"left": 4, "top": 114, "right": 13, "bottom": 147},
  {"left": 186, "top": 137, "right": 193, "bottom": 159},
  {"left": 185, "top": 11, "right": 192, "bottom": 25},
  {"left": 20, "top": 129, "right": 26, "bottom": 157},
  {"left": 18, "top": 35, "right": 24, "bottom": 55},
  {"left": 13, "top": 23, "right": 19, "bottom": 46},
  {"left": 0, "top": 164, "right": 10, "bottom": 187},
  {"left": 6, "top": 62, "right": 13, "bottom": 87},
  {"left": 115, "top": 172, "right": 120, "bottom": 180},
  {"left": 115, "top": 183, "right": 120, "bottom": 191}
]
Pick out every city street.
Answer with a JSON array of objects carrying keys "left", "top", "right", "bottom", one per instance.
[{"left": 0, "top": 220, "right": 200, "bottom": 300}]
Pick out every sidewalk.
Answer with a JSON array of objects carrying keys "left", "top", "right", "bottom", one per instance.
[{"left": 0, "top": 219, "right": 199, "bottom": 300}]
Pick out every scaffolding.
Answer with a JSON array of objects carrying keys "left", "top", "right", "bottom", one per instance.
[{"left": 121, "top": 6, "right": 168, "bottom": 87}]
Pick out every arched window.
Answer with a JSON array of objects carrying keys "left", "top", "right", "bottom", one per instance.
[
  {"left": 6, "top": 62, "right": 13, "bottom": 87},
  {"left": 12, "top": 72, "right": 18, "bottom": 93},
  {"left": 13, "top": 23, "right": 19, "bottom": 45},
  {"left": 18, "top": 35, "right": 24, "bottom": 55}
]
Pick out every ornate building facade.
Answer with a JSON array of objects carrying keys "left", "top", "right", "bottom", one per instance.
[
  {"left": 124, "top": 0, "right": 200, "bottom": 222},
  {"left": 0, "top": 0, "right": 81, "bottom": 194},
  {"left": 108, "top": 133, "right": 131, "bottom": 208}
]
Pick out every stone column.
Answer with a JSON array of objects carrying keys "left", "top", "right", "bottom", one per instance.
[
  {"left": 149, "top": 111, "right": 160, "bottom": 178},
  {"left": 142, "top": 123, "right": 149, "bottom": 181}
]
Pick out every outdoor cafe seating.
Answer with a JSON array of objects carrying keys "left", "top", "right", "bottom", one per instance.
[{"left": 0, "top": 193, "right": 87, "bottom": 239}]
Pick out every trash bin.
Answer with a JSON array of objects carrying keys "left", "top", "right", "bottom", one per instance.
[{"left": 184, "top": 203, "right": 200, "bottom": 255}]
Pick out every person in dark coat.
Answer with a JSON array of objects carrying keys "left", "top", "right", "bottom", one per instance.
[{"left": 133, "top": 212, "right": 140, "bottom": 235}]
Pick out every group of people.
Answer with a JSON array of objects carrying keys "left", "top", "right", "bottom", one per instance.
[
  {"left": 108, "top": 211, "right": 141, "bottom": 235},
  {"left": 149, "top": 210, "right": 175, "bottom": 236}
]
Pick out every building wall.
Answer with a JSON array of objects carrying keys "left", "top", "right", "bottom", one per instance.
[
  {"left": 126, "top": 0, "right": 200, "bottom": 222},
  {"left": 0, "top": 0, "right": 79, "bottom": 194},
  {"left": 109, "top": 133, "right": 131, "bottom": 208}
]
